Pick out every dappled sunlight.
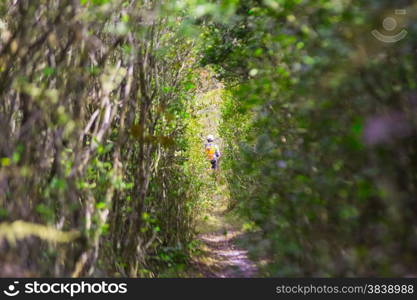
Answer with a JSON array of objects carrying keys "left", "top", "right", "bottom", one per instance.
[{"left": 1, "top": 0, "right": 417, "bottom": 279}]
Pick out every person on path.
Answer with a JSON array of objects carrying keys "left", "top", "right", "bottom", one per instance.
[{"left": 205, "top": 135, "right": 221, "bottom": 170}]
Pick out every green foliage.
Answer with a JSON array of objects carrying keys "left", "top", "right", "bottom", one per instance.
[
  {"left": 0, "top": 0, "right": 206, "bottom": 277},
  {"left": 2, "top": 0, "right": 417, "bottom": 278},
  {"left": 207, "top": 0, "right": 417, "bottom": 276}
]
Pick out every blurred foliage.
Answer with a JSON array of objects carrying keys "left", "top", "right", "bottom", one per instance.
[
  {"left": 0, "top": 220, "right": 81, "bottom": 245},
  {"left": 0, "top": 0, "right": 208, "bottom": 277},
  {"left": 1, "top": 0, "right": 417, "bottom": 278},
  {"left": 202, "top": 0, "right": 417, "bottom": 276}
]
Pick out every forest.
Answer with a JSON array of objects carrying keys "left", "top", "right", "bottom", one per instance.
[{"left": 0, "top": 0, "right": 417, "bottom": 277}]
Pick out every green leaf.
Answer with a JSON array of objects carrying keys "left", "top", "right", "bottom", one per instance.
[
  {"left": 1, "top": 157, "right": 10, "bottom": 167},
  {"left": 96, "top": 202, "right": 106, "bottom": 209},
  {"left": 42, "top": 67, "right": 56, "bottom": 77}
]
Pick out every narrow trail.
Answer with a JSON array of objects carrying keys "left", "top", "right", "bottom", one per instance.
[
  {"left": 191, "top": 195, "right": 258, "bottom": 278},
  {"left": 198, "top": 230, "right": 257, "bottom": 278},
  {"left": 188, "top": 85, "right": 258, "bottom": 278}
]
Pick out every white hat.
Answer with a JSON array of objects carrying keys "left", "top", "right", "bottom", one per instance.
[{"left": 207, "top": 135, "right": 214, "bottom": 141}]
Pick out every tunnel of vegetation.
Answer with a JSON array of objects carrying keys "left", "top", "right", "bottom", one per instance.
[{"left": 0, "top": 0, "right": 417, "bottom": 277}]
